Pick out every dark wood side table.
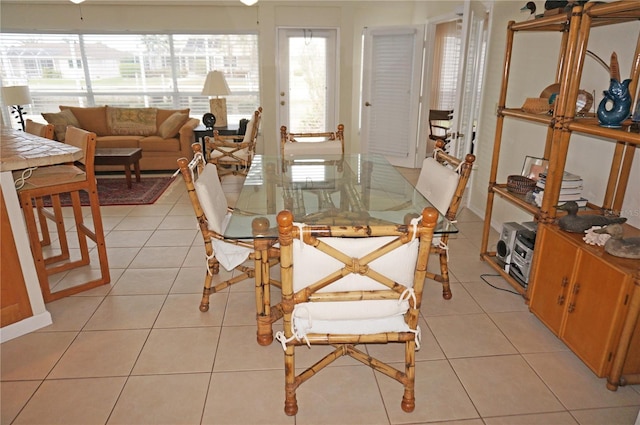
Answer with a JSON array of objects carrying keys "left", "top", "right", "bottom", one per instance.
[
  {"left": 193, "top": 124, "right": 240, "bottom": 153},
  {"left": 94, "top": 148, "right": 143, "bottom": 189}
]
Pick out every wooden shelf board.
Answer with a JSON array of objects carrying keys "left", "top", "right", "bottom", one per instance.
[
  {"left": 480, "top": 253, "right": 528, "bottom": 298},
  {"left": 501, "top": 108, "right": 554, "bottom": 126},
  {"left": 492, "top": 185, "right": 540, "bottom": 215}
]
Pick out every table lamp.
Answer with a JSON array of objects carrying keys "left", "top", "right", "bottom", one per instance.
[
  {"left": 2, "top": 85, "right": 32, "bottom": 131},
  {"left": 202, "top": 71, "right": 231, "bottom": 128}
]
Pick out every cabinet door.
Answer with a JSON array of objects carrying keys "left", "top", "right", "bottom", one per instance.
[
  {"left": 0, "top": 190, "right": 33, "bottom": 327},
  {"left": 529, "top": 227, "right": 577, "bottom": 335},
  {"left": 563, "top": 255, "right": 628, "bottom": 377}
]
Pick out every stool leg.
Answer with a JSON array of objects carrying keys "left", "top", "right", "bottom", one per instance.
[{"left": 19, "top": 193, "right": 53, "bottom": 299}]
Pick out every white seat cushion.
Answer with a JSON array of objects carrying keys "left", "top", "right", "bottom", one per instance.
[{"left": 415, "top": 157, "right": 459, "bottom": 216}]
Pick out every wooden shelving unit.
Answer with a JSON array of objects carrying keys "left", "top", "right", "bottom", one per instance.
[{"left": 480, "top": 1, "right": 640, "bottom": 389}]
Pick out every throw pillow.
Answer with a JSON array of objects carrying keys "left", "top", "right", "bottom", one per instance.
[
  {"left": 59, "top": 106, "right": 109, "bottom": 136},
  {"left": 157, "top": 112, "right": 189, "bottom": 138},
  {"left": 106, "top": 106, "right": 157, "bottom": 136},
  {"left": 42, "top": 109, "right": 80, "bottom": 141}
]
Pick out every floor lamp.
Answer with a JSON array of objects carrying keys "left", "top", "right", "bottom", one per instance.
[
  {"left": 2, "top": 85, "right": 32, "bottom": 131},
  {"left": 202, "top": 71, "right": 231, "bottom": 128}
]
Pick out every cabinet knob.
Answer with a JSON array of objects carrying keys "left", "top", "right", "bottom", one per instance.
[
  {"left": 568, "top": 302, "right": 576, "bottom": 313},
  {"left": 561, "top": 277, "right": 568, "bottom": 287},
  {"left": 573, "top": 283, "right": 580, "bottom": 294},
  {"left": 557, "top": 295, "right": 565, "bottom": 305}
]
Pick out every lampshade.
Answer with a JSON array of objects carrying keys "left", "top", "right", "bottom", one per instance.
[
  {"left": 240, "top": 0, "right": 258, "bottom": 5},
  {"left": 201, "top": 71, "right": 231, "bottom": 97},
  {"left": 1, "top": 85, "right": 32, "bottom": 106}
]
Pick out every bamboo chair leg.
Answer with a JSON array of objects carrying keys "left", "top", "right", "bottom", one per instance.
[
  {"left": 401, "top": 340, "right": 416, "bottom": 413},
  {"left": 439, "top": 250, "right": 452, "bottom": 300},
  {"left": 284, "top": 344, "right": 298, "bottom": 416}
]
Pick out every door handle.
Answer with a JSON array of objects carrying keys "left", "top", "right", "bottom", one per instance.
[{"left": 365, "top": 102, "right": 372, "bottom": 107}]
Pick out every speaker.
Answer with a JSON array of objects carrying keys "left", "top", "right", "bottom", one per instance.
[{"left": 496, "top": 222, "right": 525, "bottom": 271}]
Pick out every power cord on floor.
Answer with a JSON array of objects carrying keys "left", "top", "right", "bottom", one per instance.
[{"left": 480, "top": 273, "right": 521, "bottom": 295}]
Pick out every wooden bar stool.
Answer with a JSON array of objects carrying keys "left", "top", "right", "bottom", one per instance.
[{"left": 15, "top": 126, "right": 110, "bottom": 302}]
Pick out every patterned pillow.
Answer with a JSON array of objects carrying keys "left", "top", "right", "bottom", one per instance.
[
  {"left": 42, "top": 109, "right": 80, "bottom": 141},
  {"left": 157, "top": 112, "right": 189, "bottom": 138},
  {"left": 106, "top": 106, "right": 157, "bottom": 136}
]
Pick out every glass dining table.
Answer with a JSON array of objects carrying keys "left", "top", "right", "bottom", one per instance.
[
  {"left": 224, "top": 153, "right": 457, "bottom": 239},
  {"left": 222, "top": 153, "right": 457, "bottom": 345}
]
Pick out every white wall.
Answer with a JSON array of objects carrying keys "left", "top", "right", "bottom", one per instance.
[
  {"left": 3, "top": 0, "right": 638, "bottom": 229},
  {"left": 470, "top": 1, "right": 640, "bottom": 233}
]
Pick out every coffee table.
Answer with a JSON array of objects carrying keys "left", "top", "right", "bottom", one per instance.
[{"left": 94, "top": 148, "right": 142, "bottom": 189}]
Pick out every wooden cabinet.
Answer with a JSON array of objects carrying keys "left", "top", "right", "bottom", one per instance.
[{"left": 529, "top": 224, "right": 639, "bottom": 382}]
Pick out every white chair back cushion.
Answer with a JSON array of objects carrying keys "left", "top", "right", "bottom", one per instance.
[
  {"left": 283, "top": 140, "right": 342, "bottom": 157},
  {"left": 416, "top": 157, "right": 459, "bottom": 216},
  {"left": 242, "top": 115, "right": 256, "bottom": 144},
  {"left": 193, "top": 163, "right": 228, "bottom": 234},
  {"left": 292, "top": 236, "right": 418, "bottom": 293}
]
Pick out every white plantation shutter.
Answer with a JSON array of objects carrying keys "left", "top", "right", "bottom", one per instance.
[{"left": 361, "top": 26, "right": 423, "bottom": 168}]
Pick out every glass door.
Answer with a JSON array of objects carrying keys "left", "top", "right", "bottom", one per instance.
[{"left": 277, "top": 28, "right": 339, "bottom": 150}]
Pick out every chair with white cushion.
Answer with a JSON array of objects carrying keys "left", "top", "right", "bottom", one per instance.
[
  {"left": 274, "top": 206, "right": 438, "bottom": 415},
  {"left": 177, "top": 143, "right": 279, "bottom": 313},
  {"left": 415, "top": 140, "right": 475, "bottom": 299},
  {"left": 280, "top": 124, "right": 344, "bottom": 161},
  {"left": 206, "top": 107, "right": 262, "bottom": 178}
]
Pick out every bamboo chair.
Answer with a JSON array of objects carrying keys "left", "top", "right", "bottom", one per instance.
[
  {"left": 176, "top": 143, "right": 279, "bottom": 312},
  {"left": 205, "top": 107, "right": 262, "bottom": 178},
  {"left": 416, "top": 140, "right": 475, "bottom": 299},
  {"left": 15, "top": 126, "right": 110, "bottom": 302},
  {"left": 275, "top": 206, "right": 438, "bottom": 415},
  {"left": 280, "top": 124, "right": 345, "bottom": 161}
]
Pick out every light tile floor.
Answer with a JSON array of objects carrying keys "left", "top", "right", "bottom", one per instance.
[{"left": 2, "top": 170, "right": 639, "bottom": 425}]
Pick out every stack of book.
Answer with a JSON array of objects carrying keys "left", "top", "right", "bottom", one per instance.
[{"left": 532, "top": 171, "right": 588, "bottom": 207}]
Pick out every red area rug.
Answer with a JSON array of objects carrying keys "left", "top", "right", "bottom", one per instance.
[{"left": 41, "top": 176, "right": 175, "bottom": 207}]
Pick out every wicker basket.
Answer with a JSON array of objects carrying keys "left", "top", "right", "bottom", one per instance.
[{"left": 507, "top": 175, "right": 537, "bottom": 195}]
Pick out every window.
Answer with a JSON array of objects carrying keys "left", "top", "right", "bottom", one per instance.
[{"left": 0, "top": 33, "right": 259, "bottom": 127}]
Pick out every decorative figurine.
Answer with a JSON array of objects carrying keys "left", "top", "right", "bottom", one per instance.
[
  {"left": 594, "top": 224, "right": 640, "bottom": 259},
  {"left": 597, "top": 78, "right": 632, "bottom": 128},
  {"left": 556, "top": 201, "right": 627, "bottom": 233}
]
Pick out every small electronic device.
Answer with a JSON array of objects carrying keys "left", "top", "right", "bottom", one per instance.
[
  {"left": 496, "top": 222, "right": 525, "bottom": 272},
  {"left": 509, "top": 229, "right": 536, "bottom": 287}
]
